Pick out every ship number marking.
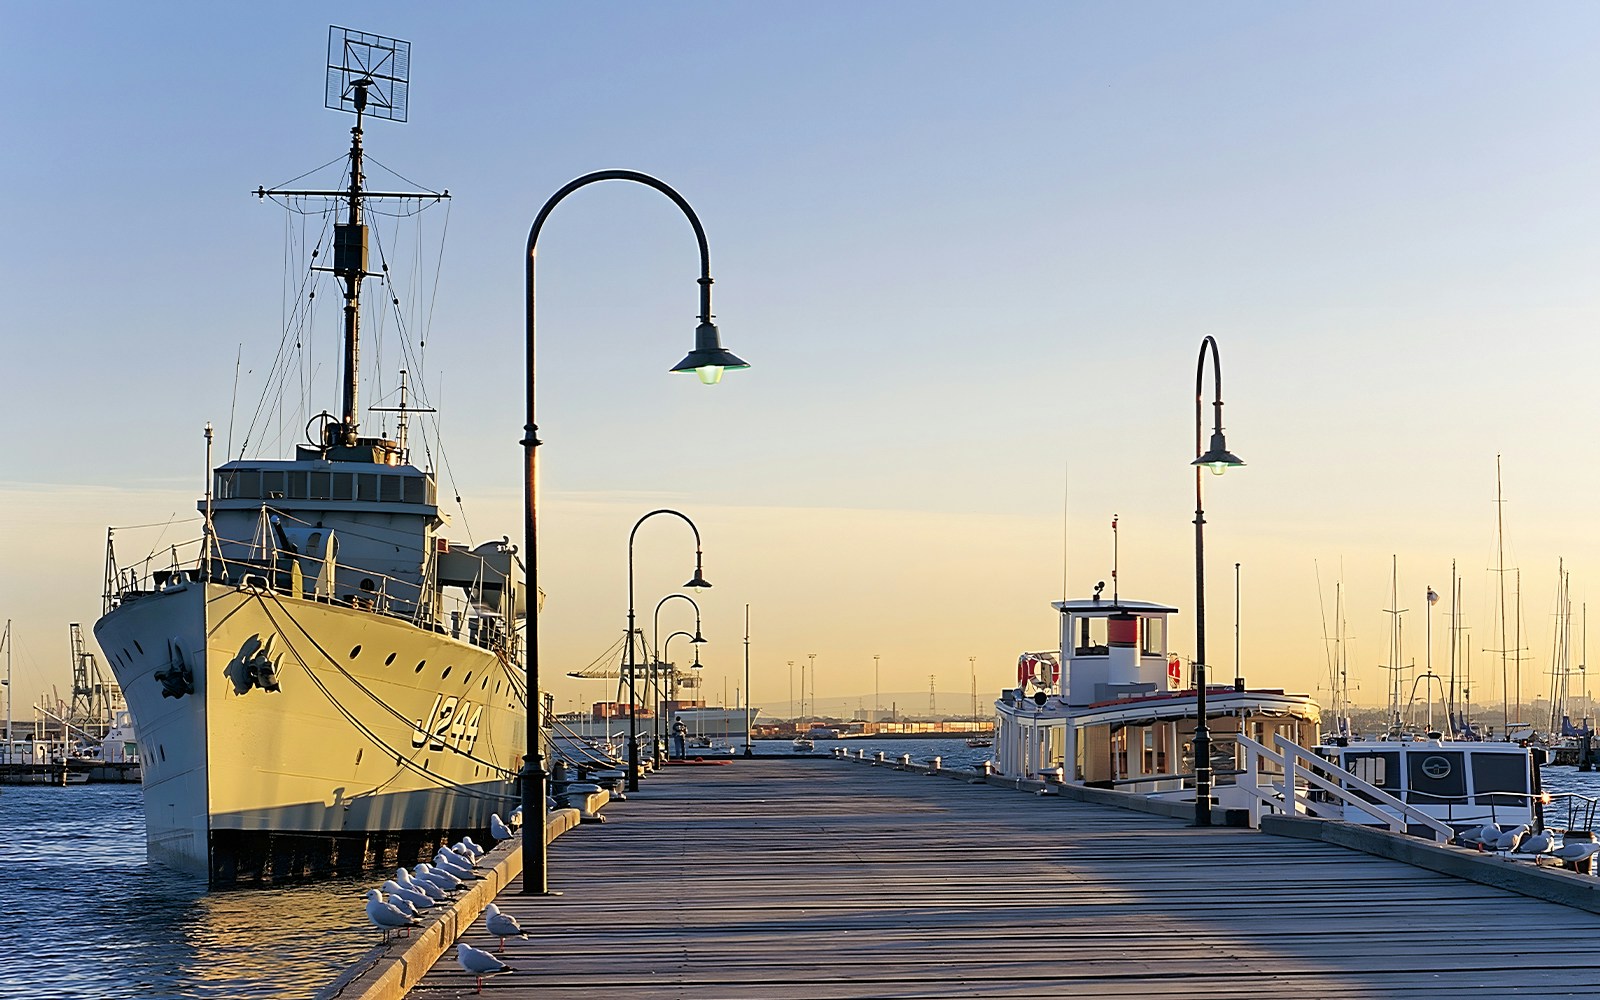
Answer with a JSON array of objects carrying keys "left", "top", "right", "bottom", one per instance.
[{"left": 412, "top": 694, "right": 484, "bottom": 753}]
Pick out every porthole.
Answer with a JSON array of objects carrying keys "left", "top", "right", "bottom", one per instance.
[
  {"left": 123, "top": 648, "right": 133, "bottom": 663},
  {"left": 442, "top": 666, "right": 453, "bottom": 680},
  {"left": 415, "top": 660, "right": 427, "bottom": 673},
  {"left": 158, "top": 745, "right": 166, "bottom": 762},
  {"left": 480, "top": 676, "right": 488, "bottom": 691},
  {"left": 462, "top": 671, "right": 473, "bottom": 686},
  {"left": 384, "top": 653, "right": 396, "bottom": 666},
  {"left": 133, "top": 640, "right": 144, "bottom": 656},
  {"left": 349, "top": 645, "right": 362, "bottom": 659}
]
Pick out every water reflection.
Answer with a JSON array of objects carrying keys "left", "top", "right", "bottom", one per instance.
[{"left": 2, "top": 785, "right": 376, "bottom": 1000}]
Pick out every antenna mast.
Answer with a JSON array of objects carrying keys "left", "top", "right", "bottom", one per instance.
[{"left": 255, "top": 28, "right": 444, "bottom": 454}]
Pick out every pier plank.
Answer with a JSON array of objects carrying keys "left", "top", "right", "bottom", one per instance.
[{"left": 403, "top": 761, "right": 1600, "bottom": 998}]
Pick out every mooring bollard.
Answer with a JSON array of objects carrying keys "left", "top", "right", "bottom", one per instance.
[
  {"left": 855, "top": 748, "right": 866, "bottom": 760},
  {"left": 928, "top": 756, "right": 942, "bottom": 772},
  {"left": 873, "top": 751, "right": 886, "bottom": 766},
  {"left": 979, "top": 760, "right": 995, "bottom": 776},
  {"left": 898, "top": 753, "right": 913, "bottom": 768}
]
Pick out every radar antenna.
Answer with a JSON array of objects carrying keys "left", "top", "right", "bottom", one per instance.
[{"left": 326, "top": 27, "right": 409, "bottom": 122}]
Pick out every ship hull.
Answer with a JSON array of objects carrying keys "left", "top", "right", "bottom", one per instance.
[{"left": 96, "top": 580, "right": 526, "bottom": 885}]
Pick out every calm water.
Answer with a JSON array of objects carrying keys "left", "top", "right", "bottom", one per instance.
[{"left": 0, "top": 784, "right": 373, "bottom": 1000}]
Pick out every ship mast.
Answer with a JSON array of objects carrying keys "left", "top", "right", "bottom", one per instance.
[
  {"left": 253, "top": 27, "right": 444, "bottom": 457},
  {"left": 335, "top": 79, "right": 371, "bottom": 447}
]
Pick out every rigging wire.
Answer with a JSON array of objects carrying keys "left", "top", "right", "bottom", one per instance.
[{"left": 253, "top": 590, "right": 524, "bottom": 785}]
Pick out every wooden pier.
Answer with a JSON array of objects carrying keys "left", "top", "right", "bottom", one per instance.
[{"left": 384, "top": 758, "right": 1600, "bottom": 998}]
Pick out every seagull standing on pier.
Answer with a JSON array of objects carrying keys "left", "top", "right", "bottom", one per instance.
[
  {"left": 416, "top": 862, "right": 464, "bottom": 892},
  {"left": 457, "top": 942, "right": 515, "bottom": 994},
  {"left": 383, "top": 878, "right": 435, "bottom": 911},
  {"left": 483, "top": 903, "right": 530, "bottom": 952},
  {"left": 365, "top": 889, "right": 421, "bottom": 942},
  {"left": 490, "top": 813, "right": 514, "bottom": 842}
]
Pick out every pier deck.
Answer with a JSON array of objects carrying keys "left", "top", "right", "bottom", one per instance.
[{"left": 405, "top": 760, "right": 1600, "bottom": 998}]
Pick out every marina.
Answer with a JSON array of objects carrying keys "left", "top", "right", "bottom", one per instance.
[{"left": 11, "top": 8, "right": 1600, "bottom": 1000}]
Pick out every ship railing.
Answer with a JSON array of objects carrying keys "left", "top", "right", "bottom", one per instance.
[
  {"left": 1236, "top": 733, "right": 1455, "bottom": 843},
  {"left": 104, "top": 533, "right": 520, "bottom": 661}
]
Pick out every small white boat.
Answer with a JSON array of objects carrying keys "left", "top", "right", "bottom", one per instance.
[
  {"left": 1306, "top": 735, "right": 1545, "bottom": 834},
  {"left": 792, "top": 737, "right": 816, "bottom": 753}
]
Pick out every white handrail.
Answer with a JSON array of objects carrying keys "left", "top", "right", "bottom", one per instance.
[{"left": 1234, "top": 733, "right": 1454, "bottom": 844}]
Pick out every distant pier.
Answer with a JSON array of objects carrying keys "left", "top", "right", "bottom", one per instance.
[{"left": 338, "top": 756, "right": 1600, "bottom": 999}]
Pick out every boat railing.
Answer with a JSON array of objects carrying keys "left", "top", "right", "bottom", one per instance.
[{"left": 1236, "top": 733, "right": 1455, "bottom": 843}]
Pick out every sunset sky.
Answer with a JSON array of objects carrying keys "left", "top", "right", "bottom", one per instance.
[{"left": 4, "top": 3, "right": 1600, "bottom": 726}]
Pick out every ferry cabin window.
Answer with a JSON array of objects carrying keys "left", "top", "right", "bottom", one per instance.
[
  {"left": 1471, "top": 753, "right": 1529, "bottom": 807},
  {"left": 1140, "top": 618, "right": 1165, "bottom": 657},
  {"left": 1405, "top": 751, "right": 1466, "bottom": 804},
  {"left": 1073, "top": 616, "right": 1109, "bottom": 656}
]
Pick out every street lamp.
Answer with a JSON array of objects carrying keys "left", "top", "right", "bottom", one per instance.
[
  {"left": 652, "top": 592, "right": 705, "bottom": 766},
  {"left": 627, "top": 509, "right": 711, "bottom": 792},
  {"left": 1191, "top": 334, "right": 1245, "bottom": 827},
  {"left": 521, "top": 170, "right": 748, "bottom": 895},
  {"left": 661, "top": 629, "right": 698, "bottom": 757}
]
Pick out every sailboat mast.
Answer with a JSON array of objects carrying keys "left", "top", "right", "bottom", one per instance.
[
  {"left": 3, "top": 619, "right": 11, "bottom": 759},
  {"left": 1496, "top": 455, "right": 1509, "bottom": 736}
]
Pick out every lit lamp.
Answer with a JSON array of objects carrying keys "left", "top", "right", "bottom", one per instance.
[
  {"left": 522, "top": 170, "right": 747, "bottom": 895},
  {"left": 1191, "top": 334, "right": 1244, "bottom": 827}
]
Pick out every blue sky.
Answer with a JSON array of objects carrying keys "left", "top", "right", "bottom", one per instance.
[{"left": 4, "top": 3, "right": 1600, "bottom": 722}]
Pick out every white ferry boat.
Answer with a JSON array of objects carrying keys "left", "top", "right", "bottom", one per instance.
[
  {"left": 95, "top": 34, "right": 526, "bottom": 885},
  {"left": 993, "top": 594, "right": 1320, "bottom": 797}
]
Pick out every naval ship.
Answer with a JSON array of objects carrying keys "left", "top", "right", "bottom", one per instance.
[{"left": 95, "top": 33, "right": 528, "bottom": 886}]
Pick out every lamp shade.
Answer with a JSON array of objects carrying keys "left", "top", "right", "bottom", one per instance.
[
  {"left": 685, "top": 557, "right": 711, "bottom": 589},
  {"left": 671, "top": 321, "right": 750, "bottom": 385},
  {"left": 1193, "top": 429, "right": 1244, "bottom": 475}
]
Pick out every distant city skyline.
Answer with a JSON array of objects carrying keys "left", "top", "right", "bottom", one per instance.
[{"left": 4, "top": 4, "right": 1600, "bottom": 730}]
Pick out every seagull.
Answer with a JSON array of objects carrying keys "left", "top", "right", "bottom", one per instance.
[
  {"left": 1493, "top": 825, "right": 1529, "bottom": 853},
  {"left": 366, "top": 888, "right": 421, "bottom": 942},
  {"left": 508, "top": 805, "right": 524, "bottom": 829},
  {"left": 415, "top": 862, "right": 464, "bottom": 892},
  {"left": 398, "top": 867, "right": 449, "bottom": 901},
  {"left": 383, "top": 879, "right": 435, "bottom": 911},
  {"left": 483, "top": 903, "right": 530, "bottom": 952},
  {"left": 452, "top": 840, "right": 485, "bottom": 863},
  {"left": 460, "top": 836, "right": 487, "bottom": 858},
  {"left": 434, "top": 849, "right": 479, "bottom": 878},
  {"left": 1518, "top": 830, "right": 1555, "bottom": 855},
  {"left": 457, "top": 942, "right": 515, "bottom": 994},
  {"left": 490, "top": 813, "right": 515, "bottom": 842},
  {"left": 1553, "top": 841, "right": 1600, "bottom": 863}
]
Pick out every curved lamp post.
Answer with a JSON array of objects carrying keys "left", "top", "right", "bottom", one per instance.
[
  {"left": 522, "top": 171, "right": 748, "bottom": 896},
  {"left": 652, "top": 592, "right": 706, "bottom": 765},
  {"left": 1191, "top": 335, "right": 1245, "bottom": 827},
  {"left": 662, "top": 629, "right": 700, "bottom": 756},
  {"left": 627, "top": 509, "right": 711, "bottom": 792}
]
